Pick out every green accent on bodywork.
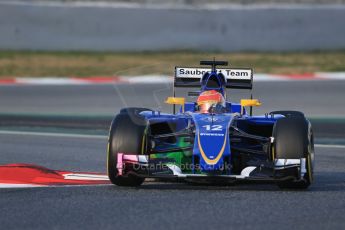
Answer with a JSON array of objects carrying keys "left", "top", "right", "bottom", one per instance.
[{"left": 150, "top": 137, "right": 192, "bottom": 172}]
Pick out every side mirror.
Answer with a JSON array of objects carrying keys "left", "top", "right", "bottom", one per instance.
[
  {"left": 165, "top": 97, "right": 186, "bottom": 113},
  {"left": 240, "top": 99, "right": 261, "bottom": 115},
  {"left": 240, "top": 99, "right": 261, "bottom": 107}
]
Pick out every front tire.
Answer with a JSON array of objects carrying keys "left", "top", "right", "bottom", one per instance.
[
  {"left": 107, "top": 108, "right": 150, "bottom": 186},
  {"left": 272, "top": 114, "right": 314, "bottom": 189}
]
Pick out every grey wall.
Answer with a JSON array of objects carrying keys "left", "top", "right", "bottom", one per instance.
[{"left": 0, "top": 2, "right": 345, "bottom": 51}]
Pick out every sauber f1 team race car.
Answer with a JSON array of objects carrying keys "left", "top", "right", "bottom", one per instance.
[{"left": 107, "top": 60, "right": 315, "bottom": 189}]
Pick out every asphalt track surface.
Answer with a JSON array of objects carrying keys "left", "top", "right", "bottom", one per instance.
[
  {"left": 0, "top": 81, "right": 345, "bottom": 117},
  {"left": 0, "top": 133, "right": 344, "bottom": 230},
  {"left": 0, "top": 81, "right": 344, "bottom": 229}
]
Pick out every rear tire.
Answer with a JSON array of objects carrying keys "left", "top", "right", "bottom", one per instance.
[
  {"left": 272, "top": 113, "right": 314, "bottom": 189},
  {"left": 107, "top": 108, "right": 151, "bottom": 187}
]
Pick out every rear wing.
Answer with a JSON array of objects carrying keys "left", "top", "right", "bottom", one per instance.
[{"left": 174, "top": 67, "right": 253, "bottom": 89}]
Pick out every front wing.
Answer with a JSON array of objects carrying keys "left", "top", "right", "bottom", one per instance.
[{"left": 116, "top": 153, "right": 308, "bottom": 183}]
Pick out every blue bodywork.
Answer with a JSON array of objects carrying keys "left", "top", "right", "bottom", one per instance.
[{"left": 140, "top": 64, "right": 282, "bottom": 175}]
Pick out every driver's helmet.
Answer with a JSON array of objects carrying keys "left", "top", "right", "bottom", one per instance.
[{"left": 197, "top": 90, "right": 225, "bottom": 113}]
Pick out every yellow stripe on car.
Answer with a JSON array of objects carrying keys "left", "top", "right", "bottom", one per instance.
[{"left": 197, "top": 132, "right": 227, "bottom": 165}]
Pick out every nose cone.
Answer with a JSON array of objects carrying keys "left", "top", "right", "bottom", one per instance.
[{"left": 192, "top": 113, "right": 232, "bottom": 173}]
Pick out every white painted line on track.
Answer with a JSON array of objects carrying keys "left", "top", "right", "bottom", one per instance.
[
  {"left": 315, "top": 144, "right": 345, "bottom": 149},
  {"left": 40, "top": 184, "right": 113, "bottom": 188},
  {"left": 0, "top": 183, "right": 112, "bottom": 189},
  {"left": 0, "top": 130, "right": 106, "bottom": 139},
  {"left": 63, "top": 173, "right": 109, "bottom": 181},
  {"left": 0, "top": 183, "right": 46, "bottom": 188},
  {"left": 16, "top": 78, "right": 86, "bottom": 85}
]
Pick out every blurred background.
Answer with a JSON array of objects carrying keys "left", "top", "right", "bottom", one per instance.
[
  {"left": 0, "top": 0, "right": 344, "bottom": 76},
  {"left": 1, "top": 0, "right": 345, "bottom": 52},
  {"left": 0, "top": 0, "right": 344, "bottom": 119}
]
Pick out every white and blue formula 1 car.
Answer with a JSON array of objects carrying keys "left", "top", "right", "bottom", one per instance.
[{"left": 107, "top": 60, "right": 315, "bottom": 189}]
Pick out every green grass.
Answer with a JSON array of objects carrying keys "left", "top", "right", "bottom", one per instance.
[{"left": 0, "top": 50, "right": 345, "bottom": 77}]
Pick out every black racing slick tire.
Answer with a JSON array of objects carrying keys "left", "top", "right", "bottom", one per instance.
[
  {"left": 272, "top": 113, "right": 314, "bottom": 189},
  {"left": 107, "top": 108, "right": 151, "bottom": 187}
]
